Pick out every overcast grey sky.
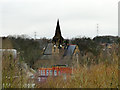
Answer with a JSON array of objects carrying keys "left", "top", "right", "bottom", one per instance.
[{"left": 0, "top": 0, "right": 119, "bottom": 39}]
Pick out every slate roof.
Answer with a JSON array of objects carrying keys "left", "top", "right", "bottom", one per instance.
[
  {"left": 43, "top": 43, "right": 77, "bottom": 59},
  {"left": 43, "top": 43, "right": 53, "bottom": 55},
  {"left": 63, "top": 45, "right": 76, "bottom": 57}
]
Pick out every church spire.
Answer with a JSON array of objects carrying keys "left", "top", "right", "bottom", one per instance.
[
  {"left": 55, "top": 19, "right": 62, "bottom": 37},
  {"left": 52, "top": 19, "right": 64, "bottom": 45}
]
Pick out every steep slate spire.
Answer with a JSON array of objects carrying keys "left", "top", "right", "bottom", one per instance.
[
  {"left": 52, "top": 19, "right": 64, "bottom": 44},
  {"left": 54, "top": 19, "right": 62, "bottom": 37}
]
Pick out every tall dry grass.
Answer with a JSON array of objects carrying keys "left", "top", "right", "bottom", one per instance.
[
  {"left": 35, "top": 49, "right": 118, "bottom": 89},
  {"left": 36, "top": 61, "right": 118, "bottom": 88},
  {"left": 2, "top": 53, "right": 33, "bottom": 88},
  {"left": 35, "top": 43, "right": 119, "bottom": 88}
]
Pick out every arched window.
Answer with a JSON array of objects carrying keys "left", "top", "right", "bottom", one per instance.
[
  {"left": 54, "top": 70, "right": 57, "bottom": 76},
  {"left": 41, "top": 70, "right": 42, "bottom": 75},
  {"left": 43, "top": 70, "right": 45, "bottom": 76},
  {"left": 58, "top": 71, "right": 61, "bottom": 76},
  {"left": 50, "top": 70, "right": 53, "bottom": 76},
  {"left": 46, "top": 70, "right": 49, "bottom": 76}
]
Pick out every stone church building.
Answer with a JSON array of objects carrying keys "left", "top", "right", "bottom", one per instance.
[{"left": 40, "top": 20, "right": 80, "bottom": 66}]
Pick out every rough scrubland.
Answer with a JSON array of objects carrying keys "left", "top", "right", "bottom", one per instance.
[
  {"left": 36, "top": 42, "right": 119, "bottom": 88},
  {"left": 35, "top": 60, "right": 118, "bottom": 88},
  {"left": 2, "top": 54, "right": 33, "bottom": 88},
  {"left": 2, "top": 36, "right": 120, "bottom": 88}
]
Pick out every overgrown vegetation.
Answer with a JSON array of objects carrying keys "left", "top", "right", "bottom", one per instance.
[
  {"left": 2, "top": 53, "right": 31, "bottom": 88},
  {"left": 2, "top": 35, "right": 119, "bottom": 68},
  {"left": 35, "top": 42, "right": 119, "bottom": 88},
  {"left": 2, "top": 35, "right": 49, "bottom": 68},
  {"left": 71, "top": 37, "right": 101, "bottom": 56},
  {"left": 34, "top": 36, "right": 118, "bottom": 88},
  {"left": 2, "top": 35, "right": 119, "bottom": 88},
  {"left": 36, "top": 61, "right": 118, "bottom": 88}
]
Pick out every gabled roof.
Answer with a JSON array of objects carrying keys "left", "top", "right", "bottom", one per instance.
[
  {"left": 43, "top": 43, "right": 53, "bottom": 55},
  {"left": 43, "top": 43, "right": 78, "bottom": 60},
  {"left": 63, "top": 45, "right": 76, "bottom": 57}
]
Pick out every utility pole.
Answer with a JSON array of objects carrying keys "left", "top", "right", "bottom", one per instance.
[
  {"left": 97, "top": 24, "right": 99, "bottom": 36},
  {"left": 34, "top": 32, "right": 36, "bottom": 40}
]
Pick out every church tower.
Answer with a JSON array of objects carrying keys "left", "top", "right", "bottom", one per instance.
[{"left": 52, "top": 19, "right": 64, "bottom": 45}]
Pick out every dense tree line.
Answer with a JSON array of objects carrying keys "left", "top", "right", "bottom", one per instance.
[
  {"left": 2, "top": 35, "right": 49, "bottom": 68},
  {"left": 70, "top": 36, "right": 119, "bottom": 56},
  {"left": 93, "top": 36, "right": 118, "bottom": 43},
  {"left": 2, "top": 35, "right": 119, "bottom": 68},
  {"left": 70, "top": 37, "right": 102, "bottom": 56},
  {"left": 70, "top": 36, "right": 119, "bottom": 66}
]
